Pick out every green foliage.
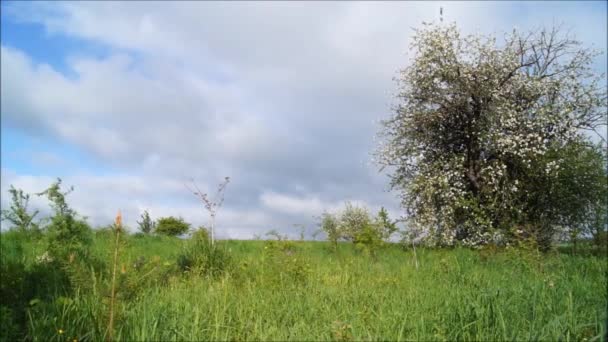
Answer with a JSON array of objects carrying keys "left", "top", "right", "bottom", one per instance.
[
  {"left": 36, "top": 179, "right": 93, "bottom": 264},
  {"left": 1, "top": 185, "right": 40, "bottom": 233},
  {"left": 339, "top": 203, "right": 386, "bottom": 255},
  {"left": 339, "top": 202, "right": 372, "bottom": 242},
  {"left": 0, "top": 305, "right": 21, "bottom": 342},
  {"left": 353, "top": 222, "right": 384, "bottom": 257},
  {"left": 176, "top": 229, "right": 232, "bottom": 277},
  {"left": 154, "top": 216, "right": 190, "bottom": 236},
  {"left": 0, "top": 231, "right": 28, "bottom": 341},
  {"left": 376, "top": 207, "right": 398, "bottom": 241},
  {"left": 505, "top": 141, "right": 608, "bottom": 250},
  {"left": 262, "top": 238, "right": 310, "bottom": 285},
  {"left": 4, "top": 237, "right": 604, "bottom": 341},
  {"left": 320, "top": 203, "right": 390, "bottom": 255},
  {"left": 263, "top": 238, "right": 299, "bottom": 257},
  {"left": 136, "top": 210, "right": 155, "bottom": 234},
  {"left": 320, "top": 212, "right": 340, "bottom": 249},
  {"left": 192, "top": 225, "right": 211, "bottom": 240}
]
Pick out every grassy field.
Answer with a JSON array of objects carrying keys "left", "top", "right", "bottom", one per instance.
[{"left": 1, "top": 231, "right": 606, "bottom": 341}]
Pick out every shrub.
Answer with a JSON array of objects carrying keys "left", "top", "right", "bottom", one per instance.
[
  {"left": 38, "top": 179, "right": 93, "bottom": 263},
  {"left": 177, "top": 229, "right": 232, "bottom": 277},
  {"left": 319, "top": 203, "right": 388, "bottom": 254},
  {"left": 193, "top": 226, "right": 210, "bottom": 240},
  {"left": 319, "top": 212, "right": 340, "bottom": 250},
  {"left": 154, "top": 216, "right": 190, "bottom": 236},
  {"left": 1, "top": 185, "right": 40, "bottom": 234},
  {"left": 353, "top": 222, "right": 384, "bottom": 257},
  {"left": 263, "top": 238, "right": 299, "bottom": 257},
  {"left": 339, "top": 202, "right": 372, "bottom": 242},
  {"left": 35, "top": 179, "right": 103, "bottom": 301},
  {"left": 262, "top": 239, "right": 309, "bottom": 285},
  {"left": 376, "top": 207, "right": 398, "bottom": 241},
  {"left": 137, "top": 210, "right": 155, "bottom": 234}
]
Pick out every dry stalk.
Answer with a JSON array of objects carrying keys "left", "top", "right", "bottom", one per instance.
[{"left": 107, "top": 210, "right": 122, "bottom": 341}]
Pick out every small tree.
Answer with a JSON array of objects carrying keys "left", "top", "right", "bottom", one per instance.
[
  {"left": 1, "top": 186, "right": 40, "bottom": 233},
  {"left": 186, "top": 177, "right": 230, "bottom": 246},
  {"left": 376, "top": 207, "right": 398, "bottom": 241},
  {"left": 320, "top": 203, "right": 386, "bottom": 253},
  {"left": 339, "top": 202, "right": 373, "bottom": 242},
  {"left": 37, "top": 179, "right": 92, "bottom": 262},
  {"left": 293, "top": 224, "right": 306, "bottom": 241},
  {"left": 319, "top": 212, "right": 340, "bottom": 250},
  {"left": 136, "top": 210, "right": 155, "bottom": 234},
  {"left": 154, "top": 216, "right": 190, "bottom": 236}
]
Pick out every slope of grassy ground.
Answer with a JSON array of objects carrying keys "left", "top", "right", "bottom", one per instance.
[{"left": 1, "top": 231, "right": 606, "bottom": 341}]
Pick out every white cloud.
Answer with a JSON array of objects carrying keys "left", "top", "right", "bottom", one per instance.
[
  {"left": 260, "top": 191, "right": 328, "bottom": 217},
  {"left": 1, "top": 2, "right": 605, "bottom": 238}
]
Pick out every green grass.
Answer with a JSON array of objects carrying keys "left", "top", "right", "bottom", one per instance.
[{"left": 2, "top": 231, "right": 606, "bottom": 341}]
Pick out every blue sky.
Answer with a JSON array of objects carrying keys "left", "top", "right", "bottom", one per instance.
[{"left": 1, "top": 1, "right": 606, "bottom": 236}]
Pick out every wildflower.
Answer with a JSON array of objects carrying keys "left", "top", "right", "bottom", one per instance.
[{"left": 58, "top": 329, "right": 64, "bottom": 335}]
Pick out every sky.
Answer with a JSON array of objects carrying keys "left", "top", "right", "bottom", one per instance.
[{"left": 1, "top": 1, "right": 606, "bottom": 238}]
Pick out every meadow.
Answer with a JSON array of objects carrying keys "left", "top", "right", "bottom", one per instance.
[{"left": 1, "top": 230, "right": 606, "bottom": 341}]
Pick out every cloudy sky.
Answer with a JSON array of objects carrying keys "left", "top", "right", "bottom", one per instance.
[{"left": 1, "top": 1, "right": 606, "bottom": 238}]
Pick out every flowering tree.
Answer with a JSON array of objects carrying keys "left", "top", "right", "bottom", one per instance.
[{"left": 376, "top": 23, "right": 607, "bottom": 249}]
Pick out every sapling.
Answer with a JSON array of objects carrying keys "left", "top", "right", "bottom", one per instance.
[
  {"left": 186, "top": 177, "right": 230, "bottom": 246},
  {"left": 1, "top": 185, "right": 40, "bottom": 233}
]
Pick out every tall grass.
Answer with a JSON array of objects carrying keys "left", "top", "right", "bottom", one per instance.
[{"left": 2, "top": 233, "right": 606, "bottom": 341}]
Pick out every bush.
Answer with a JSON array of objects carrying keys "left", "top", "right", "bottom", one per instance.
[
  {"left": 339, "top": 202, "right": 372, "bottom": 242},
  {"left": 353, "top": 223, "right": 384, "bottom": 257},
  {"left": 177, "top": 229, "right": 231, "bottom": 277},
  {"left": 319, "top": 203, "right": 389, "bottom": 254},
  {"left": 1, "top": 185, "right": 40, "bottom": 234},
  {"left": 376, "top": 207, "right": 398, "bottom": 241},
  {"left": 38, "top": 179, "right": 93, "bottom": 263},
  {"left": 319, "top": 212, "right": 340, "bottom": 250},
  {"left": 155, "top": 216, "right": 190, "bottom": 236},
  {"left": 137, "top": 210, "right": 155, "bottom": 234},
  {"left": 262, "top": 239, "right": 310, "bottom": 285}
]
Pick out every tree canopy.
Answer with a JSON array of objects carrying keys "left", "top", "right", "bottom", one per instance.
[
  {"left": 377, "top": 23, "right": 607, "bottom": 249},
  {"left": 154, "top": 217, "right": 191, "bottom": 237}
]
